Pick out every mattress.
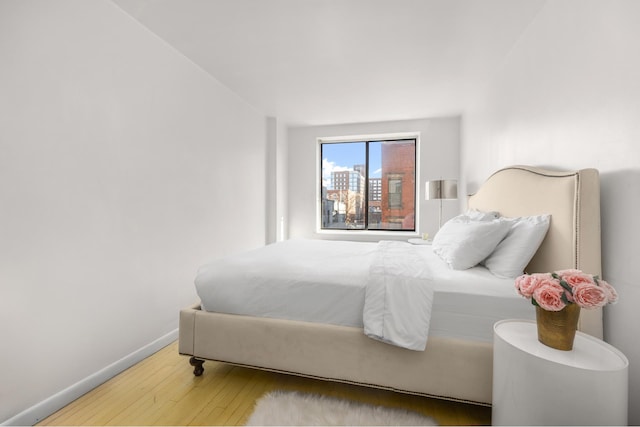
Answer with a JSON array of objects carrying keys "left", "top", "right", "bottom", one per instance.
[{"left": 195, "top": 239, "right": 535, "bottom": 343}]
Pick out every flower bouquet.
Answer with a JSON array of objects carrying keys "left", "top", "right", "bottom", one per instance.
[
  {"left": 515, "top": 269, "right": 617, "bottom": 310},
  {"left": 515, "top": 269, "right": 617, "bottom": 350}
]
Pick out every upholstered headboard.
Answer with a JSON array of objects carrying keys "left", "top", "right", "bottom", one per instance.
[{"left": 468, "top": 165, "right": 602, "bottom": 338}]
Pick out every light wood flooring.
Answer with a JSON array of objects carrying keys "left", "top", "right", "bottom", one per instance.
[{"left": 38, "top": 341, "right": 491, "bottom": 426}]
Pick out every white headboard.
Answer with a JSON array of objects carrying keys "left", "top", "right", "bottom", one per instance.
[{"left": 468, "top": 165, "right": 602, "bottom": 337}]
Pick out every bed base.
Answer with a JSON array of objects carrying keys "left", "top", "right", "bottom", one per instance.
[{"left": 179, "top": 303, "right": 494, "bottom": 406}]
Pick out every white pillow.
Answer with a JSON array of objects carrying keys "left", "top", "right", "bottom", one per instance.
[
  {"left": 443, "top": 210, "right": 499, "bottom": 226},
  {"left": 432, "top": 217, "right": 512, "bottom": 270},
  {"left": 466, "top": 209, "right": 500, "bottom": 221},
  {"left": 483, "top": 214, "right": 551, "bottom": 278}
]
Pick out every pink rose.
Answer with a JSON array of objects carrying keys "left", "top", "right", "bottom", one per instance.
[
  {"left": 599, "top": 280, "right": 619, "bottom": 304},
  {"left": 532, "top": 278, "right": 567, "bottom": 311},
  {"left": 515, "top": 273, "right": 551, "bottom": 299},
  {"left": 556, "top": 269, "right": 595, "bottom": 289},
  {"left": 572, "top": 283, "right": 608, "bottom": 309}
]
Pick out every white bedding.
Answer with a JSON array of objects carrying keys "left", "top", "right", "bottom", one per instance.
[
  {"left": 195, "top": 239, "right": 375, "bottom": 327},
  {"left": 194, "top": 239, "right": 534, "bottom": 348}
]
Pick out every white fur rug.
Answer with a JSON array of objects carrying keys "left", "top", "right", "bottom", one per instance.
[{"left": 245, "top": 390, "right": 438, "bottom": 426}]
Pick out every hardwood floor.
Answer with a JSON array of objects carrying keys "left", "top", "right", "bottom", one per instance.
[{"left": 38, "top": 341, "right": 491, "bottom": 426}]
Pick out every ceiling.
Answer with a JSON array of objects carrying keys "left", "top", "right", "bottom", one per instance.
[{"left": 111, "top": 0, "right": 545, "bottom": 126}]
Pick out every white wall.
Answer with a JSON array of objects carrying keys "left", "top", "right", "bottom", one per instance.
[
  {"left": 265, "top": 117, "right": 289, "bottom": 243},
  {"left": 266, "top": 117, "right": 277, "bottom": 243},
  {"left": 462, "top": 0, "right": 640, "bottom": 423},
  {"left": 0, "top": 1, "right": 266, "bottom": 424},
  {"left": 276, "top": 120, "right": 289, "bottom": 242},
  {"left": 288, "top": 118, "right": 460, "bottom": 241}
]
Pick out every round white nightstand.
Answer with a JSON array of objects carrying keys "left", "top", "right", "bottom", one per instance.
[
  {"left": 492, "top": 319, "right": 628, "bottom": 426},
  {"left": 407, "top": 238, "right": 432, "bottom": 245}
]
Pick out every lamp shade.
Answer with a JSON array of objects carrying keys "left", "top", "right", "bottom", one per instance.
[{"left": 425, "top": 179, "right": 458, "bottom": 200}]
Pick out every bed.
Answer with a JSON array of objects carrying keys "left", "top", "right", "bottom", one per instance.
[{"left": 178, "top": 165, "right": 602, "bottom": 405}]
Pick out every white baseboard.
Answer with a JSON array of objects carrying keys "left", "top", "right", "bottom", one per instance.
[{"left": 2, "top": 329, "right": 179, "bottom": 426}]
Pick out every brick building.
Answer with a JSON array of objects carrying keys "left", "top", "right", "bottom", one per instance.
[{"left": 380, "top": 140, "right": 415, "bottom": 229}]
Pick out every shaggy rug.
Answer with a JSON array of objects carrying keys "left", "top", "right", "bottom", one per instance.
[{"left": 245, "top": 390, "right": 438, "bottom": 426}]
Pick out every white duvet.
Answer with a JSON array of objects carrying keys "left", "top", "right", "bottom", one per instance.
[
  {"left": 195, "top": 239, "right": 526, "bottom": 351},
  {"left": 195, "top": 239, "right": 376, "bottom": 328}
]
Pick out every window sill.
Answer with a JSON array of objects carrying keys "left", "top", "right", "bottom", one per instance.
[{"left": 315, "top": 229, "right": 419, "bottom": 241}]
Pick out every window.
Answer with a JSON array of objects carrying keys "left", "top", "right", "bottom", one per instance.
[
  {"left": 388, "top": 177, "right": 402, "bottom": 208},
  {"left": 320, "top": 137, "right": 416, "bottom": 231}
]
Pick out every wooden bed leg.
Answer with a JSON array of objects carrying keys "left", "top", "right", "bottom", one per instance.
[{"left": 189, "top": 356, "right": 205, "bottom": 376}]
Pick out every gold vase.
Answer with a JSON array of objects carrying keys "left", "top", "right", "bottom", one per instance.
[{"left": 535, "top": 303, "right": 581, "bottom": 350}]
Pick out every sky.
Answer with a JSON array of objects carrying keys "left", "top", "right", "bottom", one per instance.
[{"left": 321, "top": 141, "right": 382, "bottom": 187}]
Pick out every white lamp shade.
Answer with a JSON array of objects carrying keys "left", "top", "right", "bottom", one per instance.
[{"left": 426, "top": 179, "right": 458, "bottom": 200}]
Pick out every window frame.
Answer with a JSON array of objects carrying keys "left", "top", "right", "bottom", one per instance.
[{"left": 316, "top": 132, "right": 420, "bottom": 236}]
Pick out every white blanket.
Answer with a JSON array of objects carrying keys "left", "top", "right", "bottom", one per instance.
[
  {"left": 195, "top": 239, "right": 375, "bottom": 327},
  {"left": 363, "top": 241, "right": 434, "bottom": 351}
]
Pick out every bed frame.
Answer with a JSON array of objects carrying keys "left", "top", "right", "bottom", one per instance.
[{"left": 179, "top": 165, "right": 602, "bottom": 405}]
